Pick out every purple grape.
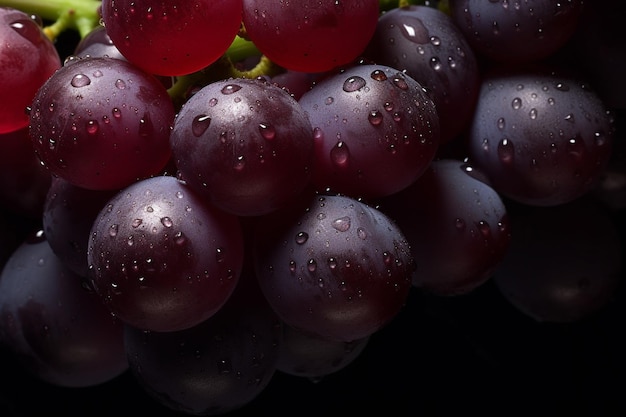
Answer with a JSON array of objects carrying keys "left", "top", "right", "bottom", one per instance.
[
  {"left": 380, "top": 159, "right": 512, "bottom": 296},
  {"left": 0, "top": 231, "right": 128, "bottom": 387},
  {"left": 448, "top": 0, "right": 584, "bottom": 63},
  {"left": 364, "top": 5, "right": 481, "bottom": 144},
  {"left": 466, "top": 65, "right": 615, "bottom": 206},
  {"left": 253, "top": 193, "right": 414, "bottom": 342},
  {"left": 298, "top": 63, "right": 440, "bottom": 199},
  {"left": 170, "top": 77, "right": 315, "bottom": 217},
  {"left": 29, "top": 56, "right": 174, "bottom": 191},
  {"left": 87, "top": 175, "right": 245, "bottom": 332},
  {"left": 124, "top": 273, "right": 281, "bottom": 415}
]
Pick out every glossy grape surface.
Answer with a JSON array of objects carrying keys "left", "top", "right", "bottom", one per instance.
[
  {"left": 299, "top": 63, "right": 440, "bottom": 199},
  {"left": 170, "top": 77, "right": 314, "bottom": 217},
  {"left": 101, "top": 0, "right": 243, "bottom": 76},
  {"left": 87, "top": 175, "right": 245, "bottom": 332},
  {"left": 29, "top": 56, "right": 175, "bottom": 190},
  {"left": 0, "top": 7, "right": 61, "bottom": 134}
]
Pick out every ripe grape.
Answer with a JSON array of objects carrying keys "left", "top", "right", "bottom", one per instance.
[
  {"left": 379, "top": 159, "right": 511, "bottom": 296},
  {"left": 0, "top": 7, "right": 61, "bottom": 134},
  {"left": 87, "top": 175, "right": 245, "bottom": 332},
  {"left": 242, "top": 0, "right": 380, "bottom": 73},
  {"left": 466, "top": 65, "right": 615, "bottom": 206},
  {"left": 448, "top": 0, "right": 584, "bottom": 63},
  {"left": 124, "top": 273, "right": 281, "bottom": 415},
  {"left": 100, "top": 0, "right": 243, "bottom": 76},
  {"left": 253, "top": 193, "right": 414, "bottom": 342},
  {"left": 364, "top": 5, "right": 481, "bottom": 144},
  {"left": 170, "top": 77, "right": 314, "bottom": 217},
  {"left": 29, "top": 56, "right": 175, "bottom": 191},
  {"left": 298, "top": 63, "right": 440, "bottom": 199},
  {"left": 0, "top": 231, "right": 128, "bottom": 388}
]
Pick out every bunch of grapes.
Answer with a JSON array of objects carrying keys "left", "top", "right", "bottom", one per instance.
[{"left": 0, "top": 0, "right": 624, "bottom": 415}]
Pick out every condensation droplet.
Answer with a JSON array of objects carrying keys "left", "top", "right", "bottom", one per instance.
[
  {"left": 330, "top": 141, "right": 350, "bottom": 167},
  {"left": 86, "top": 120, "right": 99, "bottom": 135},
  {"left": 295, "top": 232, "right": 309, "bottom": 245},
  {"left": 115, "top": 79, "right": 126, "bottom": 89},
  {"left": 109, "top": 224, "right": 119, "bottom": 237},
  {"left": 71, "top": 73, "right": 91, "bottom": 88},
  {"left": 511, "top": 97, "right": 522, "bottom": 110},
  {"left": 370, "top": 69, "right": 388, "bottom": 81},
  {"left": 498, "top": 138, "right": 515, "bottom": 164},
  {"left": 332, "top": 216, "right": 351, "bottom": 232},
  {"left": 259, "top": 123, "right": 276, "bottom": 140},
  {"left": 161, "top": 217, "right": 173, "bottom": 228},
  {"left": 368, "top": 110, "right": 383, "bottom": 126},
  {"left": 192, "top": 115, "right": 211, "bottom": 137},
  {"left": 221, "top": 84, "right": 241, "bottom": 95},
  {"left": 343, "top": 76, "right": 366, "bottom": 92}
]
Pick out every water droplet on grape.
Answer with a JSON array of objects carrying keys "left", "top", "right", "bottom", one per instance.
[
  {"left": 357, "top": 227, "right": 367, "bottom": 239},
  {"left": 343, "top": 76, "right": 366, "bottom": 92},
  {"left": 368, "top": 110, "right": 383, "bottom": 126},
  {"left": 498, "top": 138, "right": 515, "bottom": 164},
  {"left": 115, "top": 79, "right": 126, "bottom": 89},
  {"left": 511, "top": 97, "right": 522, "bottom": 110},
  {"left": 307, "top": 259, "right": 317, "bottom": 272},
  {"left": 86, "top": 120, "right": 99, "bottom": 135},
  {"left": 71, "top": 73, "right": 91, "bottom": 88},
  {"left": 174, "top": 232, "right": 186, "bottom": 245},
  {"left": 221, "top": 84, "right": 241, "bottom": 95},
  {"left": 191, "top": 115, "right": 211, "bottom": 137},
  {"left": 392, "top": 75, "right": 409, "bottom": 90},
  {"left": 160, "top": 217, "right": 173, "bottom": 228},
  {"left": 330, "top": 141, "right": 350, "bottom": 167},
  {"left": 332, "top": 216, "right": 351, "bottom": 232},
  {"left": 112, "top": 108, "right": 122, "bottom": 119},
  {"left": 259, "top": 123, "right": 276, "bottom": 140},
  {"left": 370, "top": 69, "right": 387, "bottom": 81},
  {"left": 295, "top": 232, "right": 309, "bottom": 245},
  {"left": 109, "top": 224, "right": 119, "bottom": 237}
]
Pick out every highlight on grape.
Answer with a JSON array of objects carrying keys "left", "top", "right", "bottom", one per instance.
[{"left": 0, "top": 0, "right": 624, "bottom": 416}]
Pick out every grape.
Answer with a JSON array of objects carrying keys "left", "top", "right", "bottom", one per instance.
[
  {"left": 298, "top": 63, "right": 440, "bottom": 199},
  {"left": 364, "top": 5, "right": 481, "bottom": 145},
  {"left": 276, "top": 322, "right": 369, "bottom": 380},
  {"left": 0, "top": 126, "right": 51, "bottom": 220},
  {"left": 466, "top": 64, "right": 615, "bottom": 206},
  {"left": 379, "top": 159, "right": 512, "bottom": 296},
  {"left": 253, "top": 193, "right": 414, "bottom": 342},
  {"left": 87, "top": 175, "right": 245, "bottom": 332},
  {"left": 493, "top": 197, "right": 623, "bottom": 322},
  {"left": 170, "top": 77, "right": 314, "bottom": 217},
  {"left": 124, "top": 272, "right": 281, "bottom": 415},
  {"left": 42, "top": 177, "right": 117, "bottom": 277},
  {"left": 100, "top": 0, "right": 243, "bottom": 76},
  {"left": 29, "top": 56, "right": 175, "bottom": 191},
  {"left": 0, "top": 230, "right": 128, "bottom": 388},
  {"left": 74, "top": 25, "right": 126, "bottom": 61},
  {"left": 0, "top": 7, "right": 61, "bottom": 134},
  {"left": 241, "top": 0, "right": 379, "bottom": 73},
  {"left": 448, "top": 0, "right": 584, "bottom": 63}
]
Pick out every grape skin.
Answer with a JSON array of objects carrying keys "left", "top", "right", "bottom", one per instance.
[{"left": 87, "top": 175, "right": 245, "bottom": 332}]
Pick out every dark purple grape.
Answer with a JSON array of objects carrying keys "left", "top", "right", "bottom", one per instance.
[
  {"left": 380, "top": 159, "right": 511, "bottom": 296},
  {"left": 466, "top": 65, "right": 615, "bottom": 206},
  {"left": 276, "top": 322, "right": 369, "bottom": 380},
  {"left": 43, "top": 177, "right": 117, "bottom": 277},
  {"left": 448, "top": 0, "right": 584, "bottom": 63},
  {"left": 170, "top": 77, "right": 314, "bottom": 217},
  {"left": 493, "top": 197, "right": 623, "bottom": 322},
  {"left": 124, "top": 273, "right": 282, "bottom": 415},
  {"left": 74, "top": 25, "right": 126, "bottom": 60},
  {"left": 364, "top": 5, "right": 481, "bottom": 144},
  {"left": 298, "top": 63, "right": 440, "bottom": 199},
  {"left": 87, "top": 175, "right": 245, "bottom": 332},
  {"left": 0, "top": 231, "right": 128, "bottom": 387},
  {"left": 253, "top": 193, "right": 414, "bottom": 342},
  {"left": 29, "top": 56, "right": 174, "bottom": 191}
]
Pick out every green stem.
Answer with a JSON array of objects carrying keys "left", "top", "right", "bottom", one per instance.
[{"left": 0, "top": 0, "right": 101, "bottom": 39}]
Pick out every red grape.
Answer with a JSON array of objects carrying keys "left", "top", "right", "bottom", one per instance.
[
  {"left": 242, "top": 0, "right": 379, "bottom": 73},
  {"left": 0, "top": 7, "right": 61, "bottom": 134},
  {"left": 100, "top": 0, "right": 243, "bottom": 76}
]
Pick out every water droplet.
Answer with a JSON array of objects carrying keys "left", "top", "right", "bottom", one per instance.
[
  {"left": 392, "top": 75, "right": 409, "bottom": 90},
  {"left": 511, "top": 97, "right": 522, "bottom": 110},
  {"left": 343, "top": 76, "right": 366, "bottom": 92},
  {"left": 429, "top": 57, "right": 442, "bottom": 71},
  {"left": 357, "top": 227, "right": 367, "bottom": 239},
  {"left": 498, "top": 138, "right": 515, "bottom": 164},
  {"left": 71, "top": 73, "right": 91, "bottom": 87},
  {"left": 192, "top": 115, "right": 211, "bottom": 137},
  {"left": 370, "top": 69, "right": 388, "bottom": 81},
  {"left": 139, "top": 112, "right": 152, "bottom": 137},
  {"left": 216, "top": 247, "right": 224, "bottom": 263},
  {"left": 327, "top": 257, "right": 338, "bottom": 270},
  {"left": 455, "top": 218, "right": 466, "bottom": 231},
  {"left": 529, "top": 108, "right": 538, "bottom": 119},
  {"left": 368, "top": 110, "right": 383, "bottom": 126},
  {"left": 476, "top": 221, "right": 491, "bottom": 237},
  {"left": 234, "top": 155, "right": 246, "bottom": 171},
  {"left": 161, "top": 217, "right": 173, "bottom": 228},
  {"left": 332, "top": 216, "right": 351, "bottom": 232},
  {"left": 555, "top": 82, "right": 570, "bottom": 91},
  {"left": 259, "top": 123, "right": 276, "bottom": 140},
  {"left": 325, "top": 96, "right": 334, "bottom": 105},
  {"left": 109, "top": 224, "right": 119, "bottom": 237},
  {"left": 131, "top": 219, "right": 142, "bottom": 228},
  {"left": 86, "top": 120, "right": 99, "bottom": 135},
  {"left": 221, "top": 84, "right": 241, "bottom": 95},
  {"left": 112, "top": 108, "right": 122, "bottom": 119},
  {"left": 115, "top": 79, "right": 126, "bottom": 89},
  {"left": 174, "top": 232, "right": 186, "bottom": 245},
  {"left": 289, "top": 260, "right": 297, "bottom": 274},
  {"left": 307, "top": 259, "right": 317, "bottom": 272},
  {"left": 330, "top": 141, "right": 350, "bottom": 167},
  {"left": 497, "top": 117, "right": 506, "bottom": 130}
]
